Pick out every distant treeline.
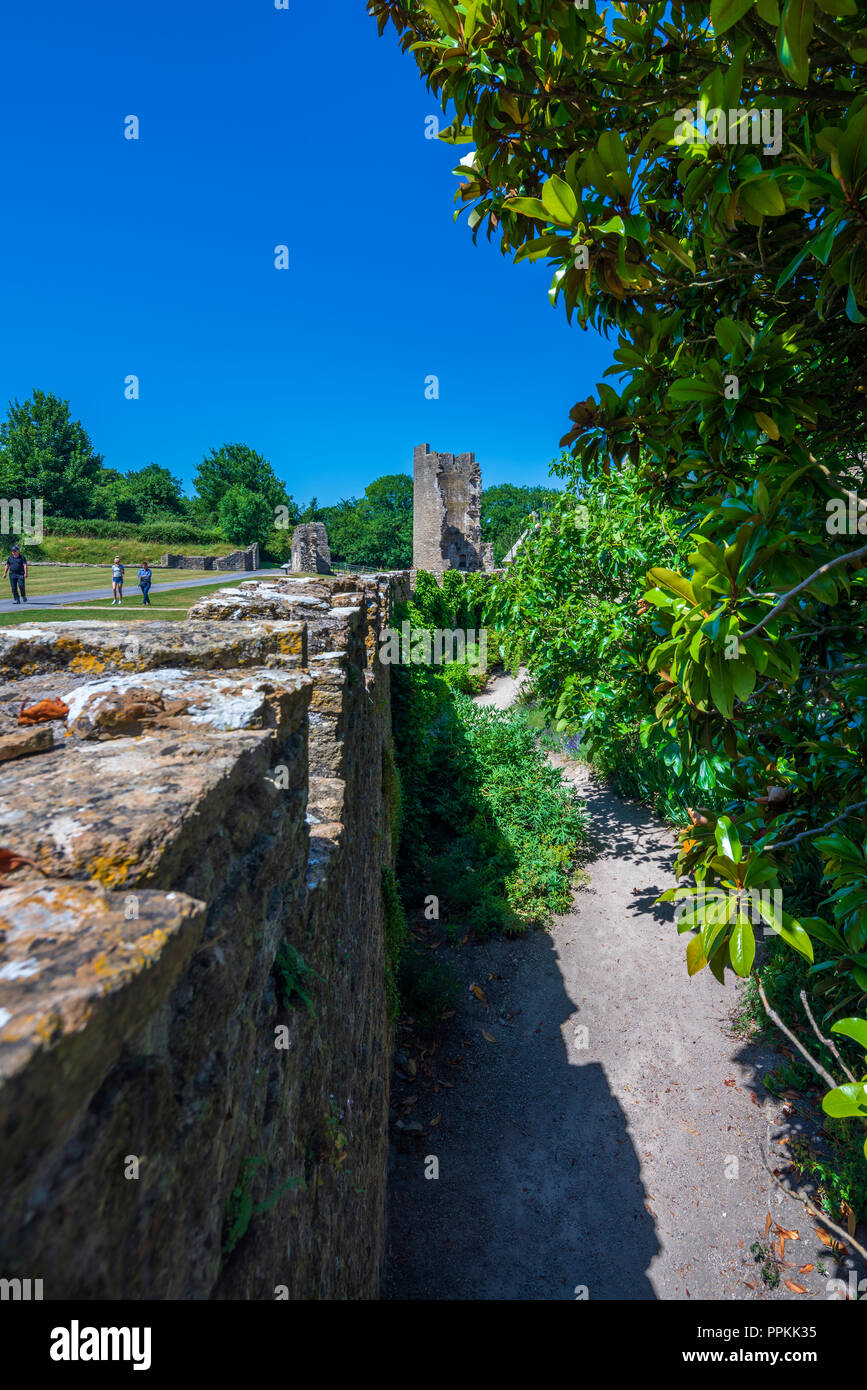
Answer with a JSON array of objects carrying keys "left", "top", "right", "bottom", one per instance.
[{"left": 0, "top": 389, "right": 560, "bottom": 565}]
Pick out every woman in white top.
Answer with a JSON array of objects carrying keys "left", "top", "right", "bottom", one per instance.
[{"left": 111, "top": 556, "right": 125, "bottom": 605}]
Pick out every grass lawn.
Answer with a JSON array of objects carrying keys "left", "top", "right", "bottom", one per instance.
[
  {"left": 7, "top": 564, "right": 283, "bottom": 599},
  {"left": 0, "top": 581, "right": 263, "bottom": 625},
  {"left": 12, "top": 565, "right": 149, "bottom": 597},
  {"left": 25, "top": 537, "right": 236, "bottom": 565}
]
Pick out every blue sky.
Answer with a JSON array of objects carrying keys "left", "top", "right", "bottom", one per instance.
[{"left": 0, "top": 0, "right": 613, "bottom": 506}]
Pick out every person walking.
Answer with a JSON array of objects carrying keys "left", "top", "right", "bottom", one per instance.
[
  {"left": 3, "top": 544, "right": 28, "bottom": 604},
  {"left": 138, "top": 560, "right": 153, "bottom": 606},
  {"left": 111, "top": 555, "right": 125, "bottom": 605}
]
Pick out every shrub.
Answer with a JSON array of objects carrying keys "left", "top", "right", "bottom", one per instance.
[{"left": 41, "top": 516, "right": 225, "bottom": 545}]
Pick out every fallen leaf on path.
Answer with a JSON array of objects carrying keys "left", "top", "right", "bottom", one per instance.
[
  {"left": 744, "top": 1280, "right": 758, "bottom": 1290},
  {"left": 429, "top": 1114, "right": 441, "bottom": 1126},
  {"left": 18, "top": 698, "right": 69, "bottom": 726},
  {"left": 783, "top": 1280, "right": 807, "bottom": 1294},
  {"left": 774, "top": 1225, "right": 799, "bottom": 1240},
  {"left": 777, "top": 1235, "right": 787, "bottom": 1261},
  {"left": 481, "top": 1029, "right": 496, "bottom": 1043},
  {"left": 814, "top": 1226, "right": 834, "bottom": 1247},
  {"left": 765, "top": 1212, "right": 773, "bottom": 1238},
  {"left": 799, "top": 1264, "right": 815, "bottom": 1274},
  {"left": 470, "top": 983, "right": 488, "bottom": 1005}
]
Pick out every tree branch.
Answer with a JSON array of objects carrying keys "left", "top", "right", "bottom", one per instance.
[
  {"left": 758, "top": 1142, "right": 867, "bottom": 1264},
  {"left": 762, "top": 799, "right": 867, "bottom": 853},
  {"left": 800, "top": 989, "right": 857, "bottom": 1085},
  {"left": 757, "top": 981, "right": 838, "bottom": 1091},
  {"left": 741, "top": 544, "right": 867, "bottom": 640}
]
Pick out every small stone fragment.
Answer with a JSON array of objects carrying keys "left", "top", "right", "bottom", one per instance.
[{"left": 0, "top": 725, "right": 53, "bottom": 763}]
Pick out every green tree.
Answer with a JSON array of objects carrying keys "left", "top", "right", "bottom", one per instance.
[
  {"left": 218, "top": 486, "right": 275, "bottom": 548},
  {"left": 352, "top": 473, "right": 413, "bottom": 568},
  {"left": 125, "top": 463, "right": 185, "bottom": 518},
  {"left": 92, "top": 463, "right": 186, "bottom": 523},
  {"left": 481, "top": 483, "right": 561, "bottom": 564},
  {"left": 195, "top": 443, "right": 292, "bottom": 519},
  {"left": 372, "top": 2, "right": 867, "bottom": 1018},
  {"left": 307, "top": 475, "right": 413, "bottom": 568},
  {"left": 0, "top": 389, "right": 103, "bottom": 517}
]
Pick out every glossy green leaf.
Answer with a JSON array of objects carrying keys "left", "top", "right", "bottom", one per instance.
[
  {"left": 830, "top": 1016, "right": 867, "bottom": 1050},
  {"left": 542, "top": 177, "right": 579, "bottom": 226},
  {"left": 730, "top": 919, "right": 756, "bottom": 975},
  {"left": 822, "top": 1081, "right": 867, "bottom": 1118}
]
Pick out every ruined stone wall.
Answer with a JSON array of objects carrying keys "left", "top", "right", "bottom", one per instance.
[
  {"left": 0, "top": 571, "right": 409, "bottom": 1300},
  {"left": 160, "top": 543, "right": 260, "bottom": 571},
  {"left": 289, "top": 524, "right": 331, "bottom": 575},
  {"left": 412, "top": 442, "right": 490, "bottom": 572}
]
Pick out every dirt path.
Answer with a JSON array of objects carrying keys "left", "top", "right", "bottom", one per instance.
[{"left": 383, "top": 676, "right": 865, "bottom": 1300}]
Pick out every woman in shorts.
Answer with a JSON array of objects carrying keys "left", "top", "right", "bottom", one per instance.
[{"left": 111, "top": 556, "right": 125, "bottom": 605}]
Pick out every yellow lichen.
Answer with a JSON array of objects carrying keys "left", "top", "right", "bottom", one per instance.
[
  {"left": 86, "top": 851, "right": 141, "bottom": 888},
  {"left": 134, "top": 928, "right": 169, "bottom": 960},
  {"left": 69, "top": 654, "right": 107, "bottom": 675}
]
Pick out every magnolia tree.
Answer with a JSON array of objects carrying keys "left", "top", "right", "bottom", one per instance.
[{"left": 370, "top": 0, "right": 867, "bottom": 1144}]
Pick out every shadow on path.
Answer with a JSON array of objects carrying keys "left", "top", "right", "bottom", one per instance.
[{"left": 383, "top": 926, "right": 659, "bottom": 1300}]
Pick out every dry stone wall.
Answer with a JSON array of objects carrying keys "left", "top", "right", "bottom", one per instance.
[
  {"left": 160, "top": 543, "right": 260, "bottom": 571},
  {"left": 0, "top": 571, "right": 409, "bottom": 1300}
]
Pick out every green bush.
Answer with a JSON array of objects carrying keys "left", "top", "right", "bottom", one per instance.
[
  {"left": 391, "top": 577, "right": 585, "bottom": 938},
  {"left": 42, "top": 516, "right": 224, "bottom": 545}
]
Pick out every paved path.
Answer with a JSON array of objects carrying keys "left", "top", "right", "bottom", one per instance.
[
  {"left": 383, "top": 672, "right": 865, "bottom": 1300},
  {"left": 0, "top": 570, "right": 266, "bottom": 613}
]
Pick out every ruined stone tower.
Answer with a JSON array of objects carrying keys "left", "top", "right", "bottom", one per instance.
[
  {"left": 290, "top": 522, "right": 332, "bottom": 574},
  {"left": 412, "top": 443, "right": 493, "bottom": 572}
]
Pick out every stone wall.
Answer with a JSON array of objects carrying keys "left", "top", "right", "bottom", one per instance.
[
  {"left": 0, "top": 571, "right": 409, "bottom": 1300},
  {"left": 160, "top": 543, "right": 260, "bottom": 571},
  {"left": 289, "top": 524, "right": 331, "bottom": 575}
]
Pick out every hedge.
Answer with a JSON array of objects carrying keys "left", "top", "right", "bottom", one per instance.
[{"left": 42, "top": 517, "right": 225, "bottom": 544}]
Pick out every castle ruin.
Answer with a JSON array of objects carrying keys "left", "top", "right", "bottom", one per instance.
[
  {"left": 290, "top": 522, "right": 332, "bottom": 574},
  {"left": 412, "top": 443, "right": 494, "bottom": 573}
]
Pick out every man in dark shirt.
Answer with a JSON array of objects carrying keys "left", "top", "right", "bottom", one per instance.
[{"left": 3, "top": 545, "right": 28, "bottom": 603}]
